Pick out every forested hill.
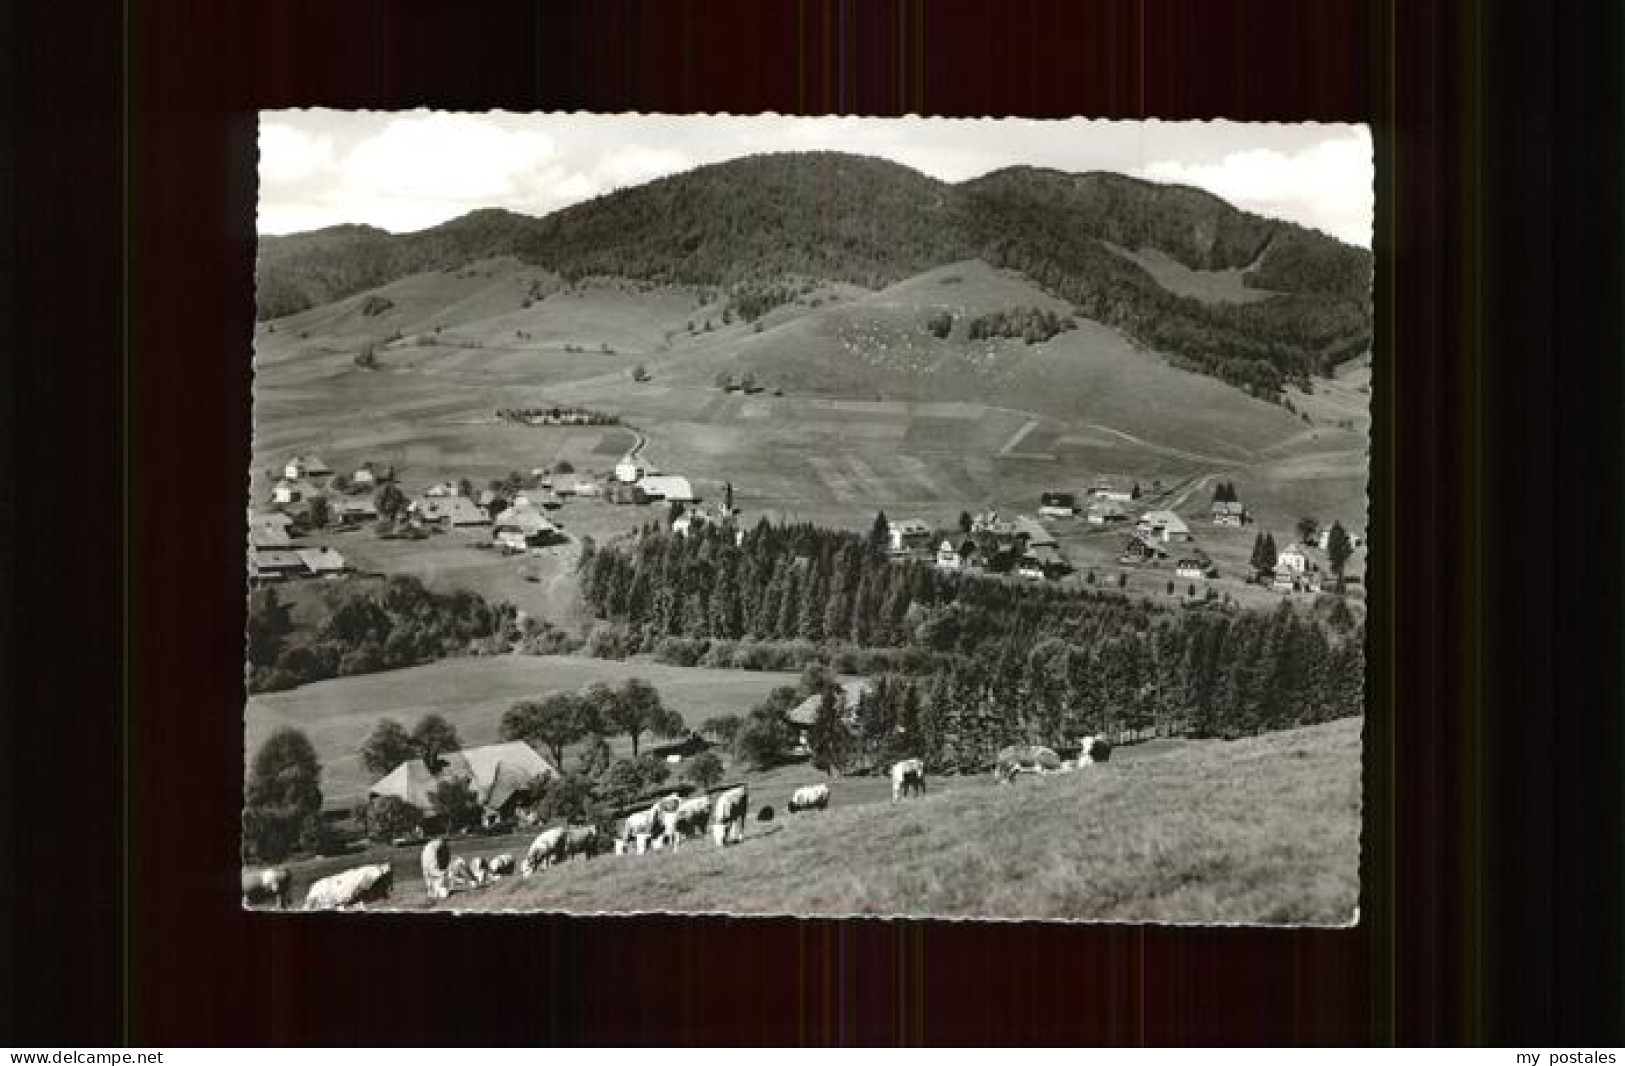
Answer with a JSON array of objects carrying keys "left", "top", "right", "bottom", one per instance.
[{"left": 256, "top": 151, "right": 1372, "bottom": 393}]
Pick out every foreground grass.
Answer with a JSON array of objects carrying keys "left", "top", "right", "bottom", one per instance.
[{"left": 404, "top": 717, "right": 1361, "bottom": 925}]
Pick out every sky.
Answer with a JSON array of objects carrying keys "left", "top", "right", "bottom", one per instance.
[{"left": 259, "top": 111, "right": 1372, "bottom": 247}]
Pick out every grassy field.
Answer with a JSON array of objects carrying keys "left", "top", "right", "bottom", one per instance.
[
  {"left": 327, "top": 717, "right": 1360, "bottom": 925},
  {"left": 245, "top": 655, "right": 808, "bottom": 807}
]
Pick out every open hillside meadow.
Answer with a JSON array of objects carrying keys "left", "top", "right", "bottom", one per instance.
[
  {"left": 252, "top": 256, "right": 1369, "bottom": 613},
  {"left": 389, "top": 718, "right": 1362, "bottom": 925}
]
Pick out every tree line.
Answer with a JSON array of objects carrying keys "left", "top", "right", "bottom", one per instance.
[
  {"left": 574, "top": 518, "right": 1365, "bottom": 760},
  {"left": 246, "top": 576, "right": 520, "bottom": 693},
  {"left": 965, "top": 306, "right": 1077, "bottom": 344}
]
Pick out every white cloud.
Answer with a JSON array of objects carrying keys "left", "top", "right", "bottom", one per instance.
[
  {"left": 258, "top": 122, "right": 335, "bottom": 187},
  {"left": 340, "top": 113, "right": 557, "bottom": 203},
  {"left": 592, "top": 145, "right": 692, "bottom": 194},
  {"left": 1136, "top": 131, "right": 1372, "bottom": 246}
]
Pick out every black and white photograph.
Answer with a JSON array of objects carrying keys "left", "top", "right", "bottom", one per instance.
[{"left": 243, "top": 111, "right": 1371, "bottom": 924}]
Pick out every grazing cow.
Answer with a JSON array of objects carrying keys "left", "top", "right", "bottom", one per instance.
[
  {"left": 468, "top": 855, "right": 490, "bottom": 886},
  {"left": 241, "top": 867, "right": 292, "bottom": 910},
  {"left": 711, "top": 786, "right": 749, "bottom": 845},
  {"left": 660, "top": 795, "right": 712, "bottom": 850},
  {"left": 620, "top": 803, "right": 663, "bottom": 854},
  {"left": 757, "top": 806, "right": 774, "bottom": 823},
  {"left": 890, "top": 759, "right": 926, "bottom": 801},
  {"left": 788, "top": 783, "right": 831, "bottom": 813},
  {"left": 420, "top": 838, "right": 452, "bottom": 899},
  {"left": 1078, "top": 735, "right": 1113, "bottom": 765},
  {"left": 995, "top": 744, "right": 1062, "bottom": 785},
  {"left": 487, "top": 854, "right": 515, "bottom": 879},
  {"left": 560, "top": 825, "right": 600, "bottom": 863},
  {"left": 521, "top": 827, "right": 567, "bottom": 876},
  {"left": 303, "top": 864, "right": 393, "bottom": 911}
]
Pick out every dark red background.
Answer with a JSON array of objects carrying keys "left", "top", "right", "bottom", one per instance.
[{"left": 5, "top": 0, "right": 1621, "bottom": 1045}]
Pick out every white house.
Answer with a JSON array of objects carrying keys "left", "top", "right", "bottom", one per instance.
[
  {"left": 1211, "top": 500, "right": 1249, "bottom": 526},
  {"left": 352, "top": 464, "right": 377, "bottom": 487},
  {"left": 887, "top": 519, "right": 934, "bottom": 554},
  {"left": 423, "top": 481, "right": 457, "bottom": 498},
  {"left": 569, "top": 478, "right": 601, "bottom": 497},
  {"left": 1037, "top": 492, "right": 1077, "bottom": 519},
  {"left": 271, "top": 479, "right": 303, "bottom": 505},
  {"left": 1277, "top": 543, "right": 1310, "bottom": 574},
  {"left": 614, "top": 457, "right": 644, "bottom": 483},
  {"left": 1175, "top": 557, "right": 1213, "bottom": 580},
  {"left": 935, "top": 539, "right": 965, "bottom": 571}
]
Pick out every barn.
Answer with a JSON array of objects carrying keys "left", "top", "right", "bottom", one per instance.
[
  {"left": 369, "top": 741, "right": 558, "bottom": 818},
  {"left": 638, "top": 475, "right": 697, "bottom": 502}
]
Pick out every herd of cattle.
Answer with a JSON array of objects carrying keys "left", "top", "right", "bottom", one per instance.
[{"left": 243, "top": 744, "right": 1111, "bottom": 911}]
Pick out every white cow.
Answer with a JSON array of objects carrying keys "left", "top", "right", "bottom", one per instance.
[
  {"left": 620, "top": 803, "right": 663, "bottom": 854},
  {"left": 890, "top": 758, "right": 926, "bottom": 801},
  {"left": 1078, "top": 735, "right": 1113, "bottom": 765},
  {"left": 788, "top": 783, "right": 831, "bottom": 813},
  {"left": 522, "top": 827, "right": 567, "bottom": 876},
  {"left": 487, "top": 854, "right": 515, "bottom": 879},
  {"left": 241, "top": 866, "right": 292, "bottom": 910},
  {"left": 660, "top": 795, "right": 712, "bottom": 849},
  {"left": 303, "top": 864, "right": 393, "bottom": 911},
  {"left": 420, "top": 838, "right": 452, "bottom": 899},
  {"left": 468, "top": 855, "right": 490, "bottom": 886},
  {"left": 711, "top": 786, "right": 749, "bottom": 845}
]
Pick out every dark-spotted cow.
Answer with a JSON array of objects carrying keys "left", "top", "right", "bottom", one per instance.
[
  {"left": 890, "top": 759, "right": 926, "bottom": 801},
  {"left": 994, "top": 744, "right": 1062, "bottom": 785}
]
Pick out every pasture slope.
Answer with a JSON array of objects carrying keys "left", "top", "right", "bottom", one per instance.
[
  {"left": 421, "top": 717, "right": 1361, "bottom": 925},
  {"left": 245, "top": 656, "right": 808, "bottom": 808}
]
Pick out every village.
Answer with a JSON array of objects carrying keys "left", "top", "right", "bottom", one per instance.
[{"left": 250, "top": 448, "right": 1367, "bottom": 610}]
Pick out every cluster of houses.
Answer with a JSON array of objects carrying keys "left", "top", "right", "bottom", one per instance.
[
  {"left": 247, "top": 511, "right": 352, "bottom": 584},
  {"left": 886, "top": 510, "right": 1071, "bottom": 581},
  {"left": 609, "top": 454, "right": 744, "bottom": 539}
]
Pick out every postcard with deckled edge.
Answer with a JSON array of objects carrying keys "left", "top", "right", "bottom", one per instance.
[{"left": 243, "top": 111, "right": 1370, "bottom": 926}]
